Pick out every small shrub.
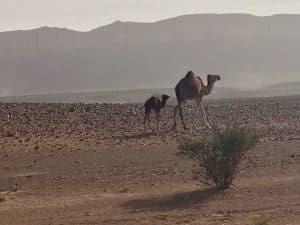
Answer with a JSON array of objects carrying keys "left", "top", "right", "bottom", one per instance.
[
  {"left": 0, "top": 192, "right": 8, "bottom": 202},
  {"left": 179, "top": 127, "right": 258, "bottom": 190},
  {"left": 253, "top": 214, "right": 271, "bottom": 225},
  {"left": 119, "top": 177, "right": 137, "bottom": 193}
]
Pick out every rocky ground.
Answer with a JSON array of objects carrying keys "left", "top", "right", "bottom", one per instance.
[{"left": 0, "top": 95, "right": 299, "bottom": 225}]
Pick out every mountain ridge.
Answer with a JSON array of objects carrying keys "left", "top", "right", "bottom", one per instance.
[
  {"left": 1, "top": 13, "right": 300, "bottom": 96},
  {"left": 3, "top": 13, "right": 300, "bottom": 34}
]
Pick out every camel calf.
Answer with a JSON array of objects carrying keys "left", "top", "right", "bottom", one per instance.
[{"left": 144, "top": 94, "right": 170, "bottom": 133}]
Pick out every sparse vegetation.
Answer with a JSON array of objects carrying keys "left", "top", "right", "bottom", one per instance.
[
  {"left": 179, "top": 127, "right": 258, "bottom": 190},
  {"left": 119, "top": 177, "right": 137, "bottom": 193},
  {"left": 0, "top": 192, "right": 8, "bottom": 202},
  {"left": 253, "top": 214, "right": 272, "bottom": 225}
]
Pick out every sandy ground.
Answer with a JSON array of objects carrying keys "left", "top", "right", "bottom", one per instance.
[{"left": 0, "top": 96, "right": 299, "bottom": 225}]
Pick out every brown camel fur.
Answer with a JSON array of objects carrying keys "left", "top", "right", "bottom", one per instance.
[
  {"left": 144, "top": 94, "right": 170, "bottom": 133},
  {"left": 173, "top": 71, "right": 221, "bottom": 129}
]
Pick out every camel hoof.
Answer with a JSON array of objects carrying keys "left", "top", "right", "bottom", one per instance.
[
  {"left": 171, "top": 124, "right": 177, "bottom": 130},
  {"left": 205, "top": 122, "right": 212, "bottom": 130},
  {"left": 195, "top": 125, "right": 201, "bottom": 130}
]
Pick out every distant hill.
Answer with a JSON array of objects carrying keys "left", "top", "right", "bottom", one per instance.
[
  {"left": 267, "top": 81, "right": 300, "bottom": 90},
  {"left": 1, "top": 14, "right": 300, "bottom": 96}
]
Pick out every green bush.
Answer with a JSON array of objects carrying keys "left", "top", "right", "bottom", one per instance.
[
  {"left": 253, "top": 214, "right": 271, "bottom": 225},
  {"left": 0, "top": 192, "right": 8, "bottom": 202},
  {"left": 179, "top": 127, "right": 258, "bottom": 190}
]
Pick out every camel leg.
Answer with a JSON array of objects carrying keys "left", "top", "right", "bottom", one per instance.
[
  {"left": 179, "top": 105, "right": 188, "bottom": 130},
  {"left": 194, "top": 106, "right": 201, "bottom": 130},
  {"left": 143, "top": 112, "right": 148, "bottom": 133},
  {"left": 156, "top": 112, "right": 161, "bottom": 133},
  {"left": 173, "top": 105, "right": 179, "bottom": 129},
  {"left": 200, "top": 103, "right": 212, "bottom": 129},
  {"left": 144, "top": 111, "right": 151, "bottom": 133},
  {"left": 147, "top": 113, "right": 155, "bottom": 133},
  {"left": 174, "top": 103, "right": 187, "bottom": 130}
]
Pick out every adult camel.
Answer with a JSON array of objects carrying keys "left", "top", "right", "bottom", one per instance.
[{"left": 173, "top": 71, "right": 221, "bottom": 130}]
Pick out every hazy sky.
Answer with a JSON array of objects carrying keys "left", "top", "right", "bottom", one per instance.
[{"left": 1, "top": 0, "right": 300, "bottom": 32}]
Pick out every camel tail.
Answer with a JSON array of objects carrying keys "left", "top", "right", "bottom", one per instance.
[{"left": 175, "top": 84, "right": 182, "bottom": 103}]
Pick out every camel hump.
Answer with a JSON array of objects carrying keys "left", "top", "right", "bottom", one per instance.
[{"left": 185, "top": 70, "right": 195, "bottom": 79}]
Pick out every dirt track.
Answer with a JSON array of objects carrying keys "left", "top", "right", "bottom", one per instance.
[{"left": 0, "top": 96, "right": 299, "bottom": 225}]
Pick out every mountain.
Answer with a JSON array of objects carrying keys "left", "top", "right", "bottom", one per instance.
[
  {"left": 1, "top": 14, "right": 300, "bottom": 96},
  {"left": 267, "top": 81, "right": 300, "bottom": 90}
]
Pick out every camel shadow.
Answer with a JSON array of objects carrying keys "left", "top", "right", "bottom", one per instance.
[
  {"left": 122, "top": 187, "right": 221, "bottom": 213},
  {"left": 109, "top": 129, "right": 173, "bottom": 141}
]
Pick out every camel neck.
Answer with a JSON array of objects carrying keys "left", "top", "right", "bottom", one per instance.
[
  {"left": 161, "top": 99, "right": 167, "bottom": 108},
  {"left": 203, "top": 79, "right": 215, "bottom": 96}
]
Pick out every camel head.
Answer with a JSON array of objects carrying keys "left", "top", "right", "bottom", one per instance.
[
  {"left": 161, "top": 94, "right": 170, "bottom": 107},
  {"left": 207, "top": 74, "right": 221, "bottom": 85},
  {"left": 162, "top": 94, "right": 170, "bottom": 102}
]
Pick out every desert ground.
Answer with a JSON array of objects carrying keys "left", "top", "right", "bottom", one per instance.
[{"left": 0, "top": 95, "right": 299, "bottom": 225}]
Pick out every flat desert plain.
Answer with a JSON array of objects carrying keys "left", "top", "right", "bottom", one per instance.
[{"left": 0, "top": 96, "right": 299, "bottom": 225}]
